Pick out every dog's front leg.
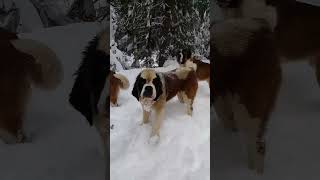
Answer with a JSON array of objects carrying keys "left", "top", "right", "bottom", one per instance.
[
  {"left": 141, "top": 110, "right": 151, "bottom": 125},
  {"left": 150, "top": 106, "right": 164, "bottom": 143}
]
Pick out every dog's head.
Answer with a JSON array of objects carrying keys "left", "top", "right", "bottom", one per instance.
[
  {"left": 176, "top": 49, "right": 192, "bottom": 65},
  {"left": 132, "top": 69, "right": 163, "bottom": 102}
]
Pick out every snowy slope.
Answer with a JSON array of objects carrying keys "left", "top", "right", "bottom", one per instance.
[
  {"left": 0, "top": 22, "right": 105, "bottom": 180},
  {"left": 213, "top": 62, "right": 320, "bottom": 179},
  {"left": 110, "top": 66, "right": 210, "bottom": 180}
]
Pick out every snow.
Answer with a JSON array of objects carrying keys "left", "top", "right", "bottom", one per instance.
[
  {"left": 213, "top": 62, "right": 320, "bottom": 179},
  {"left": 0, "top": 22, "right": 105, "bottom": 179},
  {"left": 110, "top": 65, "right": 210, "bottom": 180}
]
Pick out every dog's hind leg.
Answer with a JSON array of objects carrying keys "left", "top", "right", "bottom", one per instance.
[{"left": 232, "top": 94, "right": 266, "bottom": 174}]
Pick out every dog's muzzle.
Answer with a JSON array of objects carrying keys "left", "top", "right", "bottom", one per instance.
[{"left": 143, "top": 85, "right": 153, "bottom": 98}]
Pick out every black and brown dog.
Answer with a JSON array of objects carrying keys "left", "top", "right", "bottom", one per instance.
[{"left": 0, "top": 28, "right": 63, "bottom": 144}]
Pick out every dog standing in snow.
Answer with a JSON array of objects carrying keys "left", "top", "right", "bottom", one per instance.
[
  {"left": 177, "top": 49, "right": 211, "bottom": 89},
  {"left": 212, "top": 18, "right": 281, "bottom": 174},
  {"left": 0, "top": 28, "right": 63, "bottom": 144},
  {"left": 110, "top": 70, "right": 129, "bottom": 107},
  {"left": 132, "top": 68, "right": 198, "bottom": 143},
  {"left": 214, "top": 0, "right": 320, "bottom": 174}
]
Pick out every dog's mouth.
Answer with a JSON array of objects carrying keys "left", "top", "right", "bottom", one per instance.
[{"left": 140, "top": 97, "right": 155, "bottom": 112}]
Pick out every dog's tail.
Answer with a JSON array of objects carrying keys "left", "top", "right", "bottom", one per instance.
[
  {"left": 10, "top": 39, "right": 63, "bottom": 90},
  {"left": 113, "top": 73, "right": 129, "bottom": 90}
]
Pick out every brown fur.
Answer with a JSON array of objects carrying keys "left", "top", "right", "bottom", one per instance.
[
  {"left": 220, "top": 0, "right": 320, "bottom": 82},
  {"left": 212, "top": 18, "right": 282, "bottom": 173},
  {"left": 136, "top": 68, "right": 198, "bottom": 139},
  {"left": 110, "top": 71, "right": 129, "bottom": 106},
  {"left": 215, "top": 0, "right": 320, "bottom": 173},
  {"left": 0, "top": 29, "right": 62, "bottom": 144},
  {"left": 185, "top": 58, "right": 211, "bottom": 88}
]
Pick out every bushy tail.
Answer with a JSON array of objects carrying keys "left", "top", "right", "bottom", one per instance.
[
  {"left": 10, "top": 39, "right": 63, "bottom": 90},
  {"left": 113, "top": 73, "right": 129, "bottom": 90}
]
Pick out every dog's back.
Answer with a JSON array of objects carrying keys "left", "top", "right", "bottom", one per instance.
[{"left": 164, "top": 67, "right": 198, "bottom": 101}]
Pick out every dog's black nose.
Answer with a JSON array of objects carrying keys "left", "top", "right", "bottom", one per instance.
[{"left": 143, "top": 86, "right": 153, "bottom": 97}]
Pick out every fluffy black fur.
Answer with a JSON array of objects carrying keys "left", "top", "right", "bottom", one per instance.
[
  {"left": 154, "top": 74, "right": 163, "bottom": 101},
  {"left": 132, "top": 73, "right": 144, "bottom": 101},
  {"left": 69, "top": 35, "right": 109, "bottom": 126}
]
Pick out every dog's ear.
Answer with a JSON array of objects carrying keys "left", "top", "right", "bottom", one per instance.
[
  {"left": 153, "top": 74, "right": 163, "bottom": 101},
  {"left": 132, "top": 74, "right": 142, "bottom": 101},
  {"left": 69, "top": 70, "right": 94, "bottom": 125},
  {"left": 182, "top": 49, "right": 192, "bottom": 59},
  {"left": 176, "top": 51, "right": 182, "bottom": 64}
]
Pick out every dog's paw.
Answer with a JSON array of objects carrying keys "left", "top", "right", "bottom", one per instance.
[
  {"left": 110, "top": 103, "right": 119, "bottom": 107},
  {"left": 148, "top": 135, "right": 160, "bottom": 145}
]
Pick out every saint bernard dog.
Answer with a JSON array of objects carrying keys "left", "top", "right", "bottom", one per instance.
[
  {"left": 110, "top": 70, "right": 129, "bottom": 107},
  {"left": 132, "top": 67, "right": 198, "bottom": 142},
  {"left": 212, "top": 18, "right": 282, "bottom": 174},
  {"left": 69, "top": 28, "right": 109, "bottom": 171},
  {"left": 177, "top": 49, "right": 210, "bottom": 88},
  {"left": 0, "top": 28, "right": 63, "bottom": 144},
  {"left": 217, "top": 0, "right": 320, "bottom": 84}
]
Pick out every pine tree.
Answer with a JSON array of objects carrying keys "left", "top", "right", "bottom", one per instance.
[{"left": 112, "top": 0, "right": 210, "bottom": 68}]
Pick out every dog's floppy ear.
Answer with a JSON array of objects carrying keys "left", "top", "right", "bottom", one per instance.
[
  {"left": 182, "top": 49, "right": 192, "bottom": 60},
  {"left": 69, "top": 68, "right": 94, "bottom": 125},
  {"left": 132, "top": 73, "right": 142, "bottom": 101},
  {"left": 176, "top": 50, "right": 182, "bottom": 64},
  {"left": 154, "top": 74, "right": 163, "bottom": 101}
]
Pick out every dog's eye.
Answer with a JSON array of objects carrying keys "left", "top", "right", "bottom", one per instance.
[
  {"left": 139, "top": 77, "right": 146, "bottom": 85},
  {"left": 153, "top": 76, "right": 161, "bottom": 85}
]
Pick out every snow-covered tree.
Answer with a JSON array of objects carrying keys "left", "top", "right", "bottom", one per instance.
[
  {"left": 112, "top": 0, "right": 210, "bottom": 68},
  {"left": 0, "top": 0, "right": 20, "bottom": 32}
]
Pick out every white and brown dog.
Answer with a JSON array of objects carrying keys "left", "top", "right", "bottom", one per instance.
[
  {"left": 212, "top": 18, "right": 281, "bottom": 174},
  {"left": 0, "top": 28, "right": 63, "bottom": 144},
  {"left": 132, "top": 67, "right": 198, "bottom": 142},
  {"left": 214, "top": 0, "right": 320, "bottom": 174},
  {"left": 110, "top": 70, "right": 129, "bottom": 107},
  {"left": 177, "top": 49, "right": 211, "bottom": 88}
]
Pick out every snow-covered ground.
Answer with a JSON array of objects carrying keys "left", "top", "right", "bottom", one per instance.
[
  {"left": 0, "top": 22, "right": 105, "bottom": 180},
  {"left": 213, "top": 62, "right": 320, "bottom": 179},
  {"left": 110, "top": 66, "right": 210, "bottom": 180}
]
